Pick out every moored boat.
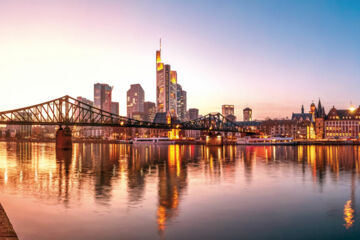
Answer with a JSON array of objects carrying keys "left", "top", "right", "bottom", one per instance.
[
  {"left": 133, "top": 137, "right": 175, "bottom": 144},
  {"left": 237, "top": 136, "right": 294, "bottom": 145}
]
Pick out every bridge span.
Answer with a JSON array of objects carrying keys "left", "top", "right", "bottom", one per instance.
[{"left": 0, "top": 96, "right": 255, "bottom": 148}]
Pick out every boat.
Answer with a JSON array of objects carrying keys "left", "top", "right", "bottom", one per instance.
[
  {"left": 236, "top": 136, "right": 294, "bottom": 145},
  {"left": 132, "top": 137, "right": 175, "bottom": 144}
]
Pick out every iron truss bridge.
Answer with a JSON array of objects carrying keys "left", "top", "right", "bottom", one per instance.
[{"left": 0, "top": 96, "right": 252, "bottom": 133}]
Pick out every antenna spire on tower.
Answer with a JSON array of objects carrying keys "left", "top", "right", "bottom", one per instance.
[{"left": 160, "top": 38, "right": 162, "bottom": 51}]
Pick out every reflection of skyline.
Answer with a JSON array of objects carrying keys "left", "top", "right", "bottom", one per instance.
[
  {"left": 0, "top": 143, "right": 360, "bottom": 235},
  {"left": 157, "top": 145, "right": 187, "bottom": 234}
]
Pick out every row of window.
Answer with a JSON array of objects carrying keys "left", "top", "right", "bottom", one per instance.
[
  {"left": 326, "top": 133, "right": 358, "bottom": 137},
  {"left": 328, "top": 116, "right": 360, "bottom": 120},
  {"left": 326, "top": 121, "right": 360, "bottom": 125},
  {"left": 326, "top": 127, "right": 360, "bottom": 131}
]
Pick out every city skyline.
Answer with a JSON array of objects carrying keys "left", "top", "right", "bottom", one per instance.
[{"left": 0, "top": 0, "right": 360, "bottom": 119}]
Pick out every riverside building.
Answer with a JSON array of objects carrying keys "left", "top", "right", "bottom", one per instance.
[{"left": 325, "top": 105, "right": 360, "bottom": 139}]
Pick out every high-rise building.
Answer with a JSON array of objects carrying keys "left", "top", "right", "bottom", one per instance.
[
  {"left": 188, "top": 108, "right": 199, "bottom": 120},
  {"left": 127, "top": 84, "right": 144, "bottom": 118},
  {"left": 169, "top": 70, "right": 177, "bottom": 116},
  {"left": 222, "top": 105, "right": 234, "bottom": 116},
  {"left": 243, "top": 107, "right": 252, "bottom": 121},
  {"left": 144, "top": 101, "right": 156, "bottom": 122},
  {"left": 156, "top": 43, "right": 177, "bottom": 116},
  {"left": 111, "top": 102, "right": 119, "bottom": 115},
  {"left": 94, "top": 83, "right": 112, "bottom": 112},
  {"left": 176, "top": 84, "right": 187, "bottom": 121}
]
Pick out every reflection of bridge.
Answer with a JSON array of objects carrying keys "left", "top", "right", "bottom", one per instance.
[{"left": 0, "top": 96, "right": 254, "bottom": 148}]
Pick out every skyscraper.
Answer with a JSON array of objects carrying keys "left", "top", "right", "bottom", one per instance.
[
  {"left": 127, "top": 84, "right": 144, "bottom": 118},
  {"left": 156, "top": 42, "right": 177, "bottom": 116},
  {"left": 222, "top": 105, "right": 235, "bottom": 116},
  {"left": 144, "top": 101, "right": 156, "bottom": 122},
  {"left": 243, "top": 107, "right": 252, "bottom": 121},
  {"left": 111, "top": 102, "right": 119, "bottom": 115},
  {"left": 188, "top": 108, "right": 199, "bottom": 120},
  {"left": 94, "top": 83, "right": 112, "bottom": 112},
  {"left": 177, "top": 84, "right": 187, "bottom": 121}
]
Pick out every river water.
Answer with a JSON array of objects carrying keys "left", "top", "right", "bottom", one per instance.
[{"left": 0, "top": 142, "right": 359, "bottom": 239}]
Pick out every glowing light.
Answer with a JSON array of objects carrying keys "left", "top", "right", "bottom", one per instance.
[
  {"left": 349, "top": 105, "right": 356, "bottom": 112},
  {"left": 170, "top": 71, "right": 177, "bottom": 84},
  {"left": 157, "top": 63, "right": 164, "bottom": 71},
  {"left": 157, "top": 206, "right": 166, "bottom": 232},
  {"left": 156, "top": 51, "right": 161, "bottom": 63},
  {"left": 344, "top": 200, "right": 354, "bottom": 229}
]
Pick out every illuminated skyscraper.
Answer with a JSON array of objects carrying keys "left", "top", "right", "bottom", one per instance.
[
  {"left": 127, "top": 84, "right": 144, "bottom": 118},
  {"left": 156, "top": 42, "right": 177, "bottom": 116},
  {"left": 94, "top": 83, "right": 112, "bottom": 112}
]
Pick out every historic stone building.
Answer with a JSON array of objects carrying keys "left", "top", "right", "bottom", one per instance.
[
  {"left": 291, "top": 100, "right": 325, "bottom": 139},
  {"left": 325, "top": 106, "right": 360, "bottom": 139}
]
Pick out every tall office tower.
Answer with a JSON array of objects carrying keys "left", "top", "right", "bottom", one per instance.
[
  {"left": 94, "top": 83, "right": 112, "bottom": 112},
  {"left": 144, "top": 101, "right": 156, "bottom": 122},
  {"left": 156, "top": 43, "right": 177, "bottom": 116},
  {"left": 188, "top": 108, "right": 199, "bottom": 120},
  {"left": 111, "top": 102, "right": 119, "bottom": 115},
  {"left": 222, "top": 104, "right": 235, "bottom": 116},
  {"left": 156, "top": 44, "right": 165, "bottom": 112},
  {"left": 177, "top": 84, "right": 187, "bottom": 121},
  {"left": 127, "top": 84, "right": 144, "bottom": 118},
  {"left": 243, "top": 107, "right": 252, "bottom": 121},
  {"left": 181, "top": 90, "right": 187, "bottom": 120},
  {"left": 169, "top": 70, "right": 177, "bottom": 116}
]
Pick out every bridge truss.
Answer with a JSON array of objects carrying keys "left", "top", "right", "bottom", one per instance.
[{"left": 0, "top": 96, "right": 249, "bottom": 133}]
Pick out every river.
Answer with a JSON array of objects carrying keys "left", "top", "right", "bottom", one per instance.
[{"left": 0, "top": 142, "right": 359, "bottom": 239}]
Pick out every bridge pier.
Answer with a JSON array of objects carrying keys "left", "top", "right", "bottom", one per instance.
[
  {"left": 56, "top": 126, "right": 72, "bottom": 149},
  {"left": 205, "top": 133, "right": 223, "bottom": 146}
]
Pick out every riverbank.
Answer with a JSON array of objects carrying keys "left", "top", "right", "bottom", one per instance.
[{"left": 2, "top": 138, "right": 360, "bottom": 146}]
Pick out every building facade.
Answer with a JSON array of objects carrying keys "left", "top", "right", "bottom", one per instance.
[
  {"left": 127, "top": 84, "right": 144, "bottom": 118},
  {"left": 325, "top": 106, "right": 360, "bottom": 139},
  {"left": 314, "top": 100, "right": 326, "bottom": 139},
  {"left": 176, "top": 84, "right": 187, "bottom": 121},
  {"left": 222, "top": 105, "right": 234, "bottom": 116},
  {"left": 94, "top": 83, "right": 112, "bottom": 112},
  {"left": 144, "top": 101, "right": 156, "bottom": 122},
  {"left": 111, "top": 102, "right": 119, "bottom": 115},
  {"left": 243, "top": 107, "right": 252, "bottom": 121},
  {"left": 188, "top": 108, "right": 199, "bottom": 120},
  {"left": 260, "top": 119, "right": 312, "bottom": 139}
]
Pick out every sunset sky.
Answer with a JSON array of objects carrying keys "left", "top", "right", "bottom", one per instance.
[{"left": 0, "top": 0, "right": 359, "bottom": 119}]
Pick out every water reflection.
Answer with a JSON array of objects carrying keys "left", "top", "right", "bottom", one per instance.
[{"left": 0, "top": 143, "right": 360, "bottom": 239}]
